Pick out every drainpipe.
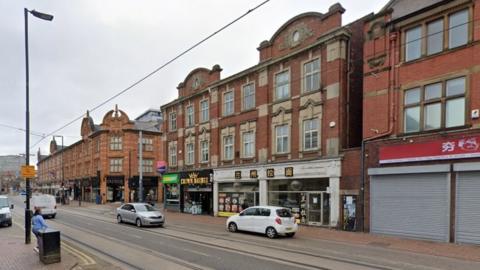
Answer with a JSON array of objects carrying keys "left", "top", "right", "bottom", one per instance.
[{"left": 359, "top": 30, "right": 398, "bottom": 232}]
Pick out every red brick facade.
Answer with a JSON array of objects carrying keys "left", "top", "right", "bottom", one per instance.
[
  {"left": 362, "top": 0, "right": 480, "bottom": 243},
  {"left": 37, "top": 107, "right": 163, "bottom": 204}
]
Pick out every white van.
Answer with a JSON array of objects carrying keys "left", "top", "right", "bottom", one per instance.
[
  {"left": 0, "top": 195, "right": 13, "bottom": 227},
  {"left": 31, "top": 194, "right": 57, "bottom": 218}
]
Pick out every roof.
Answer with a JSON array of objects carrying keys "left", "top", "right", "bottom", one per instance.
[{"left": 379, "top": 0, "right": 445, "bottom": 20}]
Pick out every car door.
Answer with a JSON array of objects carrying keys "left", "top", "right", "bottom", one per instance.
[
  {"left": 237, "top": 207, "right": 257, "bottom": 231},
  {"left": 252, "top": 208, "right": 271, "bottom": 233},
  {"left": 121, "top": 204, "right": 133, "bottom": 223}
]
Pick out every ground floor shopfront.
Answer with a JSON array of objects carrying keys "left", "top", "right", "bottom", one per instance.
[
  {"left": 162, "top": 169, "right": 213, "bottom": 215},
  {"left": 213, "top": 159, "right": 342, "bottom": 227},
  {"left": 367, "top": 134, "right": 480, "bottom": 245}
]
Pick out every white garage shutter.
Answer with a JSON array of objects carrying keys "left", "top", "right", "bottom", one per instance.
[
  {"left": 371, "top": 173, "right": 450, "bottom": 242},
  {"left": 456, "top": 172, "right": 480, "bottom": 245}
]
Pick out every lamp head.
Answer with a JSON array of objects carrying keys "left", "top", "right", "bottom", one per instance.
[{"left": 30, "top": 10, "right": 54, "bottom": 21}]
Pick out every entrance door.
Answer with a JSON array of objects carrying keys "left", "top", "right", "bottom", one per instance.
[{"left": 307, "top": 193, "right": 322, "bottom": 225}]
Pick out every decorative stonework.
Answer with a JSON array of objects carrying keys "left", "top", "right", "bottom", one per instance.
[
  {"left": 367, "top": 54, "right": 387, "bottom": 68},
  {"left": 279, "top": 23, "right": 313, "bottom": 50},
  {"left": 191, "top": 75, "right": 204, "bottom": 90},
  {"left": 367, "top": 20, "right": 386, "bottom": 40}
]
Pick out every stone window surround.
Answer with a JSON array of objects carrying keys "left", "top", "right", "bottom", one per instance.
[
  {"left": 241, "top": 80, "right": 256, "bottom": 111},
  {"left": 301, "top": 55, "right": 321, "bottom": 94},
  {"left": 223, "top": 89, "right": 235, "bottom": 116},
  {"left": 298, "top": 101, "right": 322, "bottom": 153},
  {"left": 200, "top": 98, "right": 209, "bottom": 123},
  {"left": 198, "top": 130, "right": 210, "bottom": 164},
  {"left": 221, "top": 126, "right": 235, "bottom": 161},
  {"left": 185, "top": 103, "right": 195, "bottom": 128},
  {"left": 239, "top": 121, "right": 256, "bottom": 159},
  {"left": 275, "top": 124, "right": 290, "bottom": 154},
  {"left": 274, "top": 67, "right": 291, "bottom": 101},
  {"left": 169, "top": 111, "right": 177, "bottom": 132},
  {"left": 184, "top": 134, "right": 195, "bottom": 165},
  {"left": 302, "top": 117, "right": 320, "bottom": 151},
  {"left": 168, "top": 141, "right": 177, "bottom": 167}
]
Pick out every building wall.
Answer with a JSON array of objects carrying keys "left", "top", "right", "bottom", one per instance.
[
  {"left": 362, "top": 0, "right": 480, "bottom": 233},
  {"left": 37, "top": 108, "right": 163, "bottom": 203}
]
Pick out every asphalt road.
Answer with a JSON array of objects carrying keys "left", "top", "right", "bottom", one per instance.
[{"left": 9, "top": 196, "right": 480, "bottom": 270}]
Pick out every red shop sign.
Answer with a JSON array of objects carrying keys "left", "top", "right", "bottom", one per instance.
[{"left": 379, "top": 136, "right": 480, "bottom": 164}]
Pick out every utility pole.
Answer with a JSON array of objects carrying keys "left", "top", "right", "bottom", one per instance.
[{"left": 138, "top": 131, "right": 143, "bottom": 202}]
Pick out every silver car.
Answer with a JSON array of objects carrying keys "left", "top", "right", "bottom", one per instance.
[{"left": 116, "top": 203, "right": 165, "bottom": 227}]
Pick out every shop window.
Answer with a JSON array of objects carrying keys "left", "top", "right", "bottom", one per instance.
[
  {"left": 275, "top": 125, "right": 289, "bottom": 154},
  {"left": 110, "top": 136, "right": 122, "bottom": 151},
  {"left": 242, "top": 131, "right": 255, "bottom": 158},
  {"left": 186, "top": 143, "right": 194, "bottom": 165},
  {"left": 223, "top": 136, "right": 234, "bottom": 160},
  {"left": 169, "top": 112, "right": 177, "bottom": 131},
  {"left": 243, "top": 83, "right": 255, "bottom": 110},
  {"left": 404, "top": 76, "right": 466, "bottom": 133},
  {"left": 223, "top": 91, "right": 234, "bottom": 116},
  {"left": 275, "top": 70, "right": 290, "bottom": 100},
  {"left": 109, "top": 158, "right": 122, "bottom": 173},
  {"left": 186, "top": 105, "right": 194, "bottom": 127},
  {"left": 303, "top": 119, "right": 318, "bottom": 150},
  {"left": 303, "top": 59, "right": 320, "bottom": 92},
  {"left": 200, "top": 100, "right": 209, "bottom": 122},
  {"left": 200, "top": 140, "right": 209, "bottom": 163}
]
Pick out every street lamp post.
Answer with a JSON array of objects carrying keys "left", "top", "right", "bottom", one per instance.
[
  {"left": 53, "top": 135, "right": 64, "bottom": 204},
  {"left": 24, "top": 8, "right": 53, "bottom": 245}
]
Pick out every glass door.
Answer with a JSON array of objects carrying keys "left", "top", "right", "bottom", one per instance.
[{"left": 307, "top": 193, "right": 322, "bottom": 225}]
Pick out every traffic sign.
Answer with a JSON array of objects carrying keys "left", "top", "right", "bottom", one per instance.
[{"left": 21, "top": 165, "right": 36, "bottom": 178}]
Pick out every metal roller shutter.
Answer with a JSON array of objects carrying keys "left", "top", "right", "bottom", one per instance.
[
  {"left": 371, "top": 173, "right": 450, "bottom": 242},
  {"left": 456, "top": 172, "right": 480, "bottom": 245}
]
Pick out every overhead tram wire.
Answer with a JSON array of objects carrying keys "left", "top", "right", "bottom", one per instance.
[
  {"left": 29, "top": 0, "right": 271, "bottom": 150},
  {"left": 31, "top": 4, "right": 475, "bottom": 150},
  {"left": 0, "top": 123, "right": 46, "bottom": 138}
]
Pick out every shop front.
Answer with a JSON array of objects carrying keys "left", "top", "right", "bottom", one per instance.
[
  {"left": 128, "top": 176, "right": 159, "bottom": 203},
  {"left": 163, "top": 173, "right": 180, "bottom": 212},
  {"left": 264, "top": 159, "right": 341, "bottom": 227},
  {"left": 81, "top": 178, "right": 92, "bottom": 202},
  {"left": 106, "top": 176, "right": 125, "bottom": 202},
  {"left": 368, "top": 135, "right": 480, "bottom": 244},
  {"left": 214, "top": 167, "right": 260, "bottom": 217},
  {"left": 180, "top": 169, "right": 213, "bottom": 215}
]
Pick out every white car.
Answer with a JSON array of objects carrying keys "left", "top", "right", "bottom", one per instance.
[
  {"left": 226, "top": 206, "right": 298, "bottom": 238},
  {"left": 31, "top": 194, "right": 57, "bottom": 218}
]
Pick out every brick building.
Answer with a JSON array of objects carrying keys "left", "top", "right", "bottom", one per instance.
[
  {"left": 37, "top": 107, "right": 163, "bottom": 204},
  {"left": 161, "top": 3, "right": 367, "bottom": 229},
  {"left": 363, "top": 0, "right": 480, "bottom": 244}
]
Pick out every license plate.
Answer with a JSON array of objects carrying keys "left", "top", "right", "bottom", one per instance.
[{"left": 286, "top": 227, "right": 292, "bottom": 231}]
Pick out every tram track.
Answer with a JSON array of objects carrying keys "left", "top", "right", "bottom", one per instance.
[{"left": 56, "top": 208, "right": 397, "bottom": 270}]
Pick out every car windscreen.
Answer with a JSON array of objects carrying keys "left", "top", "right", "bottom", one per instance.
[
  {"left": 135, "top": 204, "right": 156, "bottom": 212},
  {"left": 0, "top": 198, "right": 8, "bottom": 208},
  {"left": 276, "top": 208, "right": 292, "bottom": 218}
]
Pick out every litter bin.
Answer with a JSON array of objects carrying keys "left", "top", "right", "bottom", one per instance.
[{"left": 38, "top": 228, "right": 61, "bottom": 264}]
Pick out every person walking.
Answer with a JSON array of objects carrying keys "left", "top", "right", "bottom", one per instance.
[{"left": 32, "top": 208, "right": 48, "bottom": 250}]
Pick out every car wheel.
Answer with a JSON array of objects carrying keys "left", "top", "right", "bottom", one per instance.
[
  {"left": 117, "top": 215, "right": 123, "bottom": 223},
  {"left": 266, "top": 227, "right": 277, "bottom": 239},
  {"left": 228, "top": 222, "right": 238, "bottom": 233},
  {"left": 136, "top": 218, "right": 142, "bottom": 227},
  {"left": 8, "top": 222, "right": 12, "bottom": 227},
  {"left": 286, "top": 233, "right": 295, "bottom": 238}
]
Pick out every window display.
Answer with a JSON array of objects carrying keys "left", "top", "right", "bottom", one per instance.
[{"left": 217, "top": 182, "right": 258, "bottom": 216}]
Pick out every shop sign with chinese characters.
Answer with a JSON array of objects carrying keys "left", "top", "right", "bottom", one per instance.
[{"left": 379, "top": 136, "right": 480, "bottom": 164}]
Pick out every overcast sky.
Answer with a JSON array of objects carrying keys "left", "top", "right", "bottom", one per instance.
[{"left": 0, "top": 0, "right": 385, "bottom": 165}]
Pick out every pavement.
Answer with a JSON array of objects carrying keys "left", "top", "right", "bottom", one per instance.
[
  {"left": 66, "top": 200, "right": 480, "bottom": 263},
  {"left": 0, "top": 197, "right": 122, "bottom": 270}
]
